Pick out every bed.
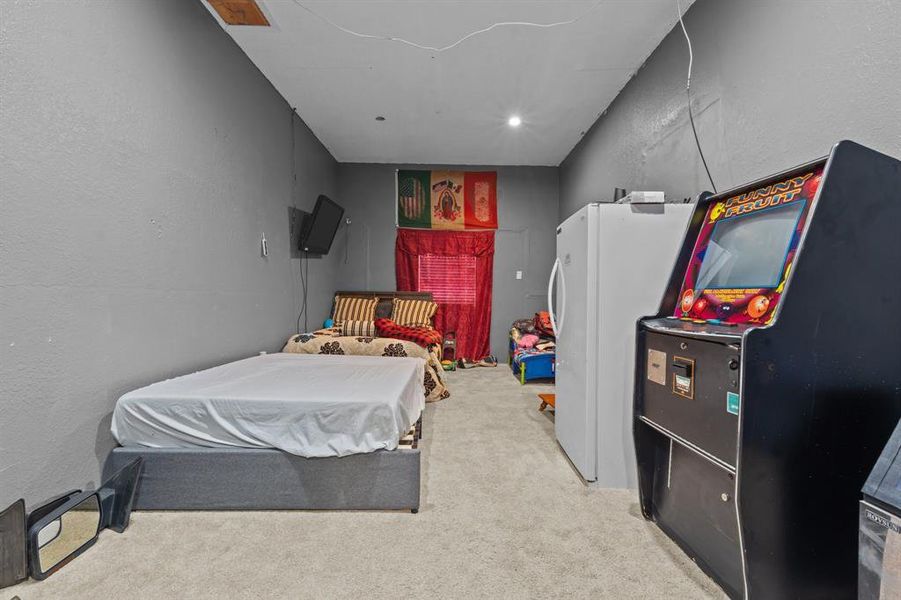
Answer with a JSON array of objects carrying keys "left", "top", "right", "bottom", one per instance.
[
  {"left": 283, "top": 334, "right": 449, "bottom": 401},
  {"left": 106, "top": 353, "right": 423, "bottom": 511},
  {"left": 509, "top": 317, "right": 556, "bottom": 384},
  {"left": 104, "top": 292, "right": 439, "bottom": 512},
  {"left": 111, "top": 353, "right": 424, "bottom": 457},
  {"left": 286, "top": 290, "right": 450, "bottom": 400},
  {"left": 511, "top": 348, "right": 556, "bottom": 384}
]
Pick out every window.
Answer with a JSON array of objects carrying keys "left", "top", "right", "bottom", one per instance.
[{"left": 417, "top": 255, "right": 477, "bottom": 305}]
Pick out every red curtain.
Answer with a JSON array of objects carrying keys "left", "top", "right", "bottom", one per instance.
[{"left": 395, "top": 229, "right": 494, "bottom": 361}]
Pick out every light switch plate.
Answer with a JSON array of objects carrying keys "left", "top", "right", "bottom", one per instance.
[{"left": 515, "top": 270, "right": 523, "bottom": 280}]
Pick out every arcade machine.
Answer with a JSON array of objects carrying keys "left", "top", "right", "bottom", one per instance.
[{"left": 632, "top": 141, "right": 901, "bottom": 598}]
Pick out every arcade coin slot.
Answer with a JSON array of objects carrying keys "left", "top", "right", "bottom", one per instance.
[{"left": 638, "top": 331, "right": 740, "bottom": 468}]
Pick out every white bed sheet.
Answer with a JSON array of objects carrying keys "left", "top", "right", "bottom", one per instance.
[{"left": 111, "top": 353, "right": 425, "bottom": 457}]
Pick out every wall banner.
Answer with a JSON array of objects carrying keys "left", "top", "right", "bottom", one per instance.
[{"left": 396, "top": 170, "right": 497, "bottom": 230}]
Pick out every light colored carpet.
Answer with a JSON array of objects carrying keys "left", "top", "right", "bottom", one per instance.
[{"left": 9, "top": 368, "right": 723, "bottom": 599}]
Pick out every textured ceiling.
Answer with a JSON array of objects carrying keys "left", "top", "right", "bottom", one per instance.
[{"left": 203, "top": 0, "right": 693, "bottom": 165}]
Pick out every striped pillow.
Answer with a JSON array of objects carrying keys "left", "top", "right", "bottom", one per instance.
[
  {"left": 333, "top": 296, "right": 378, "bottom": 325},
  {"left": 391, "top": 298, "right": 438, "bottom": 327},
  {"left": 341, "top": 320, "right": 375, "bottom": 337}
]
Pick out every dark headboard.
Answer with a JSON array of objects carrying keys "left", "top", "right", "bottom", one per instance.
[{"left": 332, "top": 290, "right": 434, "bottom": 320}]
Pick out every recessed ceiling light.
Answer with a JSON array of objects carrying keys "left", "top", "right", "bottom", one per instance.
[
  {"left": 375, "top": 115, "right": 386, "bottom": 121},
  {"left": 508, "top": 115, "right": 522, "bottom": 127}
]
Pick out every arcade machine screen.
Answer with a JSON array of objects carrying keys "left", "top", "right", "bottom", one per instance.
[{"left": 675, "top": 167, "right": 823, "bottom": 325}]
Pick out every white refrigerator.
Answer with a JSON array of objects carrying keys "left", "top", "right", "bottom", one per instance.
[{"left": 548, "top": 202, "right": 693, "bottom": 487}]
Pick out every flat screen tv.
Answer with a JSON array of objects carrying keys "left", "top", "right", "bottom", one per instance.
[{"left": 300, "top": 195, "right": 344, "bottom": 254}]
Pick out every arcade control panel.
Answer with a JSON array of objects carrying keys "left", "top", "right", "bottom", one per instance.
[{"left": 639, "top": 326, "right": 742, "bottom": 467}]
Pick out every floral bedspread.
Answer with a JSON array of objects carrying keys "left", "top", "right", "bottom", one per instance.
[{"left": 282, "top": 333, "right": 450, "bottom": 402}]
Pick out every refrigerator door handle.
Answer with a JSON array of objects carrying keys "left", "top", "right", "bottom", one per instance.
[
  {"left": 548, "top": 257, "right": 565, "bottom": 337},
  {"left": 548, "top": 258, "right": 559, "bottom": 336},
  {"left": 558, "top": 261, "right": 567, "bottom": 336}
]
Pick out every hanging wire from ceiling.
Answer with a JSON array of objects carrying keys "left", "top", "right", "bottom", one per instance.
[
  {"left": 288, "top": 0, "right": 604, "bottom": 54},
  {"left": 675, "top": 0, "right": 717, "bottom": 193},
  {"left": 290, "top": 107, "right": 309, "bottom": 334}
]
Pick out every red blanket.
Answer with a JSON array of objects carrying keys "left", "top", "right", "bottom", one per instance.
[{"left": 375, "top": 318, "right": 443, "bottom": 348}]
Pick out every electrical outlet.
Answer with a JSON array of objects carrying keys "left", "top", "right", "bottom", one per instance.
[{"left": 515, "top": 270, "right": 523, "bottom": 280}]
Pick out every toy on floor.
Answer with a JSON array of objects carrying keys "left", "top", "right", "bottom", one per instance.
[
  {"left": 441, "top": 331, "right": 457, "bottom": 371},
  {"left": 538, "top": 393, "right": 556, "bottom": 412}
]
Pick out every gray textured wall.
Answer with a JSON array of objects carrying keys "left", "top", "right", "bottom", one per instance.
[
  {"left": 560, "top": 0, "right": 901, "bottom": 219},
  {"left": 335, "top": 164, "right": 559, "bottom": 358},
  {"left": 0, "top": 0, "right": 337, "bottom": 508}
]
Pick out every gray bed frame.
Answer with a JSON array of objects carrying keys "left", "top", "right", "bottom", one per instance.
[
  {"left": 103, "top": 290, "right": 434, "bottom": 513},
  {"left": 103, "top": 443, "right": 420, "bottom": 512}
]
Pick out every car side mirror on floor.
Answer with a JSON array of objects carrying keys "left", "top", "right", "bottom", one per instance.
[
  {"left": 0, "top": 457, "right": 144, "bottom": 588},
  {"left": 28, "top": 493, "right": 102, "bottom": 580},
  {"left": 29, "top": 457, "right": 143, "bottom": 580}
]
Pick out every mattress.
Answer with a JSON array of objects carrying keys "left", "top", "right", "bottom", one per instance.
[{"left": 111, "top": 353, "right": 425, "bottom": 457}]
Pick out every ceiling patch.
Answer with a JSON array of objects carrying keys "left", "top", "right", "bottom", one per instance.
[{"left": 207, "top": 0, "right": 270, "bottom": 27}]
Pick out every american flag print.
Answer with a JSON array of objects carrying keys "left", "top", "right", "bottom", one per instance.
[
  {"left": 399, "top": 177, "right": 425, "bottom": 220},
  {"left": 397, "top": 170, "right": 431, "bottom": 228}
]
